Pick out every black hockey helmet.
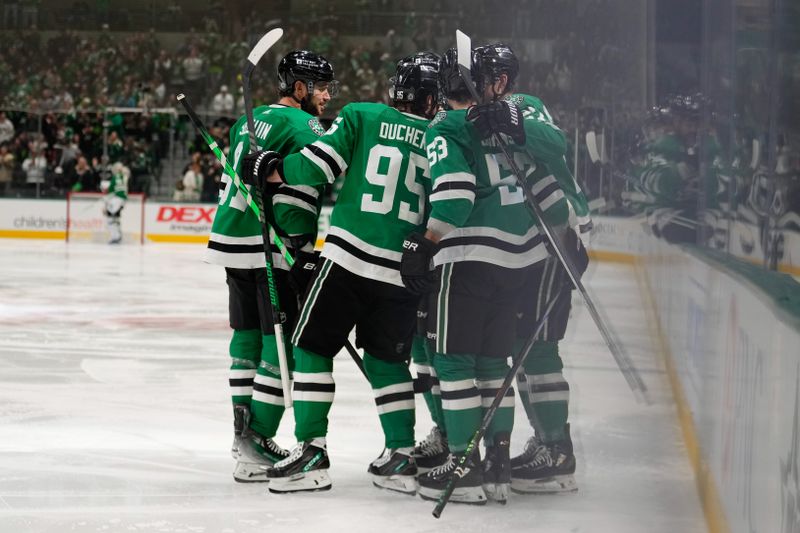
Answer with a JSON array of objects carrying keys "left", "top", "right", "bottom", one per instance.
[
  {"left": 473, "top": 43, "right": 519, "bottom": 97},
  {"left": 278, "top": 50, "right": 338, "bottom": 97},
  {"left": 438, "top": 47, "right": 475, "bottom": 102},
  {"left": 389, "top": 52, "right": 441, "bottom": 118}
]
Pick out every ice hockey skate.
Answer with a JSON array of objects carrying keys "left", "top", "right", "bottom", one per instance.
[
  {"left": 413, "top": 426, "right": 449, "bottom": 473},
  {"left": 231, "top": 404, "right": 290, "bottom": 482},
  {"left": 267, "top": 438, "right": 332, "bottom": 493},
  {"left": 368, "top": 448, "right": 417, "bottom": 494},
  {"left": 510, "top": 427, "right": 577, "bottom": 494},
  {"left": 417, "top": 452, "right": 487, "bottom": 505},
  {"left": 482, "top": 432, "right": 511, "bottom": 504}
]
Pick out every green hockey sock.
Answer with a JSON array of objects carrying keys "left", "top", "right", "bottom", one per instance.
[
  {"left": 292, "top": 346, "right": 334, "bottom": 442},
  {"left": 229, "top": 329, "right": 261, "bottom": 406},
  {"left": 363, "top": 352, "right": 415, "bottom": 449},
  {"left": 519, "top": 340, "right": 569, "bottom": 443},
  {"left": 249, "top": 334, "right": 295, "bottom": 439},
  {"left": 433, "top": 353, "right": 481, "bottom": 453},
  {"left": 476, "top": 356, "right": 515, "bottom": 446},
  {"left": 411, "top": 335, "right": 445, "bottom": 430}
]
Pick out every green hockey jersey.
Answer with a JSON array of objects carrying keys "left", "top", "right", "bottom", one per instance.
[
  {"left": 507, "top": 93, "right": 592, "bottom": 238},
  {"left": 204, "top": 104, "right": 325, "bottom": 270},
  {"left": 424, "top": 106, "right": 569, "bottom": 269},
  {"left": 281, "top": 102, "right": 431, "bottom": 286},
  {"left": 105, "top": 170, "right": 127, "bottom": 200}
]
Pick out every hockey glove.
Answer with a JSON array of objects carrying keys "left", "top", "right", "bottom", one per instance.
[
  {"left": 466, "top": 100, "right": 526, "bottom": 145},
  {"left": 400, "top": 232, "right": 438, "bottom": 295},
  {"left": 547, "top": 227, "right": 589, "bottom": 289},
  {"left": 288, "top": 250, "right": 320, "bottom": 299},
  {"left": 241, "top": 150, "right": 285, "bottom": 194}
]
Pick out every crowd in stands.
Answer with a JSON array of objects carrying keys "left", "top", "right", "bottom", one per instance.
[{"left": 0, "top": 0, "right": 793, "bottom": 220}]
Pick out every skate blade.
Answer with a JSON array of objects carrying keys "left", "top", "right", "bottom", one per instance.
[
  {"left": 483, "top": 482, "right": 509, "bottom": 504},
  {"left": 233, "top": 463, "right": 270, "bottom": 483},
  {"left": 418, "top": 485, "right": 488, "bottom": 505},
  {"left": 268, "top": 470, "right": 332, "bottom": 494},
  {"left": 371, "top": 474, "right": 417, "bottom": 495},
  {"left": 510, "top": 474, "right": 578, "bottom": 494}
]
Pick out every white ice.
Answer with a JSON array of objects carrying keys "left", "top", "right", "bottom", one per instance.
[{"left": 0, "top": 240, "right": 706, "bottom": 533}]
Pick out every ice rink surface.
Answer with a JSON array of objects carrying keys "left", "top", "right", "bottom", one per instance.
[{"left": 0, "top": 240, "right": 706, "bottom": 533}]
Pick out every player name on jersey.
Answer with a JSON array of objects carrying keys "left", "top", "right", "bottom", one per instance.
[{"left": 378, "top": 122, "right": 425, "bottom": 150}]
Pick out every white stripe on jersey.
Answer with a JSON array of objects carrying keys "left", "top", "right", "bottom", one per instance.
[
  {"left": 272, "top": 193, "right": 317, "bottom": 214},
  {"left": 430, "top": 189, "right": 476, "bottom": 203},
  {"left": 311, "top": 141, "right": 348, "bottom": 175},
  {"left": 301, "top": 146, "right": 336, "bottom": 183},
  {"left": 321, "top": 242, "right": 403, "bottom": 287},
  {"left": 434, "top": 242, "right": 549, "bottom": 269},
  {"left": 530, "top": 174, "right": 557, "bottom": 195},
  {"left": 324, "top": 225, "right": 403, "bottom": 262},
  {"left": 539, "top": 189, "right": 565, "bottom": 211},
  {"left": 433, "top": 171, "right": 477, "bottom": 186},
  {"left": 439, "top": 223, "right": 542, "bottom": 245},
  {"left": 208, "top": 233, "right": 263, "bottom": 245}
]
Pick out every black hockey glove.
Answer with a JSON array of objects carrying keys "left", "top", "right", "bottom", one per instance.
[
  {"left": 241, "top": 149, "right": 284, "bottom": 194},
  {"left": 400, "top": 232, "right": 439, "bottom": 295},
  {"left": 547, "top": 227, "right": 589, "bottom": 289},
  {"left": 466, "top": 100, "right": 526, "bottom": 145},
  {"left": 288, "top": 250, "right": 320, "bottom": 298}
]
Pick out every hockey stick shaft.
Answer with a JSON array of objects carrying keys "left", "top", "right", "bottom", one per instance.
[
  {"left": 454, "top": 30, "right": 647, "bottom": 400},
  {"left": 432, "top": 288, "right": 567, "bottom": 518},
  {"left": 242, "top": 30, "right": 293, "bottom": 408},
  {"left": 176, "top": 93, "right": 368, "bottom": 380}
]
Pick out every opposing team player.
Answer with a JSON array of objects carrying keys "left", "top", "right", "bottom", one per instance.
[
  {"left": 103, "top": 162, "right": 128, "bottom": 244},
  {"left": 204, "top": 50, "right": 336, "bottom": 482},
  {"left": 401, "top": 47, "right": 575, "bottom": 505},
  {"left": 465, "top": 43, "right": 591, "bottom": 495},
  {"left": 245, "top": 54, "right": 440, "bottom": 495}
]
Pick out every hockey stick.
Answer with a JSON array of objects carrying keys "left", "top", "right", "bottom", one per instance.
[
  {"left": 432, "top": 286, "right": 568, "bottom": 518},
  {"left": 240, "top": 28, "right": 294, "bottom": 408},
  {"left": 455, "top": 30, "right": 647, "bottom": 401},
  {"left": 176, "top": 93, "right": 368, "bottom": 380}
]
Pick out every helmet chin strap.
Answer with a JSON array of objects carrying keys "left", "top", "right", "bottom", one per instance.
[{"left": 297, "top": 81, "right": 315, "bottom": 113}]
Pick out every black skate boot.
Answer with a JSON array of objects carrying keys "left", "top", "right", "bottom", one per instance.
[
  {"left": 509, "top": 434, "right": 542, "bottom": 470},
  {"left": 418, "top": 451, "right": 487, "bottom": 505},
  {"left": 368, "top": 447, "right": 418, "bottom": 494},
  {"left": 511, "top": 425, "right": 577, "bottom": 494},
  {"left": 413, "top": 426, "right": 449, "bottom": 473},
  {"left": 482, "top": 432, "right": 511, "bottom": 504},
  {"left": 231, "top": 404, "right": 250, "bottom": 459},
  {"left": 266, "top": 438, "right": 332, "bottom": 493}
]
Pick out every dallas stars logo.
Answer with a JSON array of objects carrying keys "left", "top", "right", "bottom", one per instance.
[
  {"left": 308, "top": 119, "right": 325, "bottom": 136},
  {"left": 781, "top": 364, "right": 799, "bottom": 533}
]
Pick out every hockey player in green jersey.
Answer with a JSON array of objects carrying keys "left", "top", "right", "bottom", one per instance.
[
  {"left": 103, "top": 162, "right": 129, "bottom": 244},
  {"left": 245, "top": 54, "right": 441, "bottom": 495},
  {"left": 399, "top": 47, "right": 573, "bottom": 505},
  {"left": 464, "top": 43, "right": 591, "bottom": 496},
  {"left": 203, "top": 50, "right": 336, "bottom": 482}
]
